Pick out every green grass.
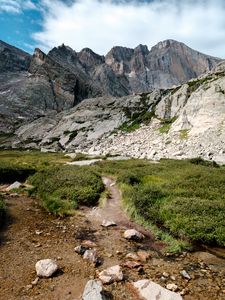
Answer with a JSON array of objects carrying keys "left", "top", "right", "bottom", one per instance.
[
  {"left": 92, "top": 158, "right": 225, "bottom": 249},
  {"left": 159, "top": 117, "right": 177, "bottom": 134},
  {"left": 0, "top": 150, "right": 70, "bottom": 170},
  {"left": 0, "top": 150, "right": 72, "bottom": 183},
  {"left": 1, "top": 150, "right": 225, "bottom": 251},
  {"left": 28, "top": 165, "right": 104, "bottom": 216}
]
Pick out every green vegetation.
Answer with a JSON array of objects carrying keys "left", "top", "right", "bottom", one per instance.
[
  {"left": 0, "top": 150, "right": 70, "bottom": 170},
  {"left": 93, "top": 158, "right": 225, "bottom": 249},
  {"left": 28, "top": 165, "right": 104, "bottom": 216},
  {"left": 1, "top": 150, "right": 224, "bottom": 251},
  {"left": 119, "top": 110, "right": 156, "bottom": 132},
  {"left": 179, "top": 129, "right": 189, "bottom": 139},
  {"left": 159, "top": 117, "right": 177, "bottom": 134}
]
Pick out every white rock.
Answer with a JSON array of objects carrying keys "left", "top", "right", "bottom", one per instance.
[
  {"left": 82, "top": 280, "right": 107, "bottom": 300},
  {"left": 83, "top": 249, "right": 99, "bottom": 265},
  {"left": 35, "top": 259, "right": 58, "bottom": 278},
  {"left": 123, "top": 229, "right": 145, "bottom": 241},
  {"left": 98, "top": 265, "right": 123, "bottom": 284},
  {"left": 132, "top": 280, "right": 183, "bottom": 300},
  {"left": 166, "top": 283, "right": 179, "bottom": 292},
  {"left": 101, "top": 220, "right": 117, "bottom": 227},
  {"left": 180, "top": 270, "right": 191, "bottom": 280},
  {"left": 6, "top": 181, "right": 21, "bottom": 191}
]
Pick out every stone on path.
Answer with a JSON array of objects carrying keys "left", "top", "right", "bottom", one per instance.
[
  {"left": 123, "top": 260, "right": 142, "bottom": 269},
  {"left": 124, "top": 229, "right": 145, "bottom": 241},
  {"left": 166, "top": 283, "right": 179, "bottom": 292},
  {"left": 101, "top": 220, "right": 117, "bottom": 227},
  {"left": 180, "top": 270, "right": 191, "bottom": 280},
  {"left": 132, "top": 280, "right": 183, "bottom": 300},
  {"left": 35, "top": 259, "right": 58, "bottom": 278},
  {"left": 82, "top": 280, "right": 108, "bottom": 300},
  {"left": 74, "top": 245, "right": 87, "bottom": 255},
  {"left": 83, "top": 249, "right": 100, "bottom": 265},
  {"left": 98, "top": 265, "right": 123, "bottom": 284},
  {"left": 6, "top": 181, "right": 21, "bottom": 191}
]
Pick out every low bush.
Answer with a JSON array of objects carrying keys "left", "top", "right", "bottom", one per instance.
[
  {"left": 28, "top": 165, "right": 104, "bottom": 216},
  {"left": 94, "top": 158, "right": 225, "bottom": 247}
]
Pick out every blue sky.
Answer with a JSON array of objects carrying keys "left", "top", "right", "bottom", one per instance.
[{"left": 0, "top": 0, "right": 225, "bottom": 57}]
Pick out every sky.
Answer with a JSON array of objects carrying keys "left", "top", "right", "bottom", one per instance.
[{"left": 0, "top": 0, "right": 224, "bottom": 58}]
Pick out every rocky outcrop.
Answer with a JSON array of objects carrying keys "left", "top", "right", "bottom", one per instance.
[
  {"left": 2, "top": 62, "right": 225, "bottom": 164},
  {"left": 0, "top": 40, "right": 224, "bottom": 163},
  {"left": 0, "top": 40, "right": 31, "bottom": 73}
]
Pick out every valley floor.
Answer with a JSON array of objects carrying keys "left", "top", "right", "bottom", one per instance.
[{"left": 0, "top": 180, "right": 225, "bottom": 300}]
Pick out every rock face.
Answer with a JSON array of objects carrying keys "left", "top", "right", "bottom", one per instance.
[
  {"left": 0, "top": 40, "right": 225, "bottom": 164},
  {"left": 132, "top": 279, "right": 183, "bottom": 300},
  {"left": 0, "top": 40, "right": 31, "bottom": 73},
  {"left": 0, "top": 39, "right": 220, "bottom": 140},
  {"left": 35, "top": 259, "right": 58, "bottom": 278}
]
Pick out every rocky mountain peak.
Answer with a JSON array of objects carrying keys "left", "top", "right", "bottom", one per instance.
[
  {"left": 78, "top": 48, "right": 105, "bottom": 68},
  {"left": 106, "top": 46, "right": 134, "bottom": 63},
  {"left": 33, "top": 48, "right": 46, "bottom": 64},
  {"left": 134, "top": 44, "right": 149, "bottom": 55},
  {"left": 0, "top": 40, "right": 31, "bottom": 73}
]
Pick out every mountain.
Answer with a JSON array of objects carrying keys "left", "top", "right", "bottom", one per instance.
[
  {"left": 0, "top": 39, "right": 223, "bottom": 158},
  {"left": 4, "top": 60, "right": 225, "bottom": 164}
]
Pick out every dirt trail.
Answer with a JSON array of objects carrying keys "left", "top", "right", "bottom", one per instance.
[{"left": 0, "top": 179, "right": 225, "bottom": 300}]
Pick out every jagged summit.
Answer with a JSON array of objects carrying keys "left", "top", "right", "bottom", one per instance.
[{"left": 0, "top": 40, "right": 31, "bottom": 73}]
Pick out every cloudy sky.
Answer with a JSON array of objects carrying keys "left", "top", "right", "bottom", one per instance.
[{"left": 0, "top": 0, "right": 224, "bottom": 57}]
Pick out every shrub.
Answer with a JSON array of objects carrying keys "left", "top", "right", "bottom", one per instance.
[{"left": 28, "top": 165, "right": 104, "bottom": 216}]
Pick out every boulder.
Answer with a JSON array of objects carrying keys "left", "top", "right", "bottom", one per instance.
[
  {"left": 98, "top": 265, "right": 123, "bottom": 284},
  {"left": 6, "top": 181, "right": 21, "bottom": 191},
  {"left": 101, "top": 220, "right": 117, "bottom": 227},
  {"left": 123, "top": 229, "right": 145, "bottom": 241},
  {"left": 132, "top": 280, "right": 183, "bottom": 300},
  {"left": 35, "top": 259, "right": 58, "bottom": 278},
  {"left": 82, "top": 280, "right": 108, "bottom": 300}
]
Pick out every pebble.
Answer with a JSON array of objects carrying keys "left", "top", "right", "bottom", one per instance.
[
  {"left": 180, "top": 270, "right": 191, "bottom": 280},
  {"left": 166, "top": 283, "right": 179, "bottom": 292}
]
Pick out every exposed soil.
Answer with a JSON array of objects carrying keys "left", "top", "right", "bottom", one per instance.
[{"left": 0, "top": 179, "right": 225, "bottom": 300}]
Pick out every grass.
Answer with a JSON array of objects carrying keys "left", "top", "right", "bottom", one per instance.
[
  {"left": 92, "top": 158, "right": 225, "bottom": 250},
  {"left": 28, "top": 165, "right": 104, "bottom": 216},
  {"left": 159, "top": 117, "right": 177, "bottom": 134},
  {"left": 179, "top": 129, "right": 189, "bottom": 140},
  {"left": 0, "top": 150, "right": 70, "bottom": 171},
  {"left": 1, "top": 150, "right": 224, "bottom": 252}
]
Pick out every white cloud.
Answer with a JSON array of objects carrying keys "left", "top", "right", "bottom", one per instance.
[
  {"left": 33, "top": 0, "right": 225, "bottom": 58},
  {"left": 0, "top": 0, "right": 37, "bottom": 13}
]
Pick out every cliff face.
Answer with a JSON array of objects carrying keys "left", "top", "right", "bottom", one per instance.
[
  {"left": 0, "top": 39, "right": 223, "bottom": 154},
  {"left": 0, "top": 40, "right": 31, "bottom": 73},
  {"left": 5, "top": 61, "right": 225, "bottom": 164}
]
